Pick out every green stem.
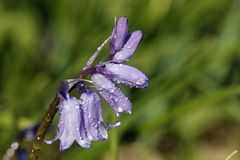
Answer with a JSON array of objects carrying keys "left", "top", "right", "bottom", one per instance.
[
  {"left": 110, "top": 116, "right": 119, "bottom": 160},
  {"left": 29, "top": 96, "right": 59, "bottom": 160}
]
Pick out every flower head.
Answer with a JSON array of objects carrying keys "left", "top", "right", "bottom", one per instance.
[{"left": 45, "top": 16, "right": 147, "bottom": 151}]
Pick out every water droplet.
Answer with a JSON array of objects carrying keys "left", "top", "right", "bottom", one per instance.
[
  {"left": 118, "top": 107, "right": 123, "bottom": 112},
  {"left": 45, "top": 114, "right": 51, "bottom": 122},
  {"left": 109, "top": 88, "right": 115, "bottom": 93},
  {"left": 88, "top": 135, "right": 93, "bottom": 141},
  {"left": 136, "top": 81, "right": 141, "bottom": 85},
  {"left": 11, "top": 142, "right": 19, "bottom": 150}
]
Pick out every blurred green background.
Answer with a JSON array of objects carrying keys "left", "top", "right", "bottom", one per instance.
[{"left": 1, "top": 0, "right": 240, "bottom": 159}]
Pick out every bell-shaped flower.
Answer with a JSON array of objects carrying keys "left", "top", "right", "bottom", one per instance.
[
  {"left": 112, "top": 31, "right": 142, "bottom": 63},
  {"left": 45, "top": 95, "right": 91, "bottom": 150},
  {"left": 97, "top": 63, "right": 148, "bottom": 88},
  {"left": 91, "top": 73, "right": 132, "bottom": 116},
  {"left": 80, "top": 91, "right": 108, "bottom": 141},
  {"left": 45, "top": 80, "right": 91, "bottom": 150},
  {"left": 110, "top": 16, "right": 128, "bottom": 54}
]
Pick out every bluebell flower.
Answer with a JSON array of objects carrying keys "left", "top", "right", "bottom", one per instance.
[
  {"left": 46, "top": 80, "right": 120, "bottom": 150},
  {"left": 45, "top": 80, "right": 90, "bottom": 150},
  {"left": 111, "top": 31, "right": 142, "bottom": 63},
  {"left": 45, "top": 16, "right": 147, "bottom": 151},
  {"left": 110, "top": 16, "right": 128, "bottom": 54},
  {"left": 91, "top": 73, "right": 132, "bottom": 116},
  {"left": 45, "top": 93, "right": 91, "bottom": 150},
  {"left": 80, "top": 90, "right": 108, "bottom": 141},
  {"left": 96, "top": 63, "right": 148, "bottom": 88}
]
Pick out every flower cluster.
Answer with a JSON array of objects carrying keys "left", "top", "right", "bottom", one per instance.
[{"left": 45, "top": 16, "right": 148, "bottom": 150}]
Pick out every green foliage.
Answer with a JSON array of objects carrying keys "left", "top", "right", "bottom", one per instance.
[{"left": 0, "top": 0, "right": 240, "bottom": 159}]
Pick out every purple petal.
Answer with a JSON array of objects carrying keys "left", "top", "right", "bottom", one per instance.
[
  {"left": 81, "top": 91, "right": 108, "bottom": 141},
  {"left": 76, "top": 111, "right": 91, "bottom": 149},
  {"left": 45, "top": 96, "right": 91, "bottom": 150},
  {"left": 59, "top": 97, "right": 84, "bottom": 150},
  {"left": 97, "top": 63, "right": 148, "bottom": 88},
  {"left": 110, "top": 16, "right": 128, "bottom": 54},
  {"left": 91, "top": 73, "right": 132, "bottom": 116},
  {"left": 112, "top": 31, "right": 142, "bottom": 62},
  {"left": 76, "top": 101, "right": 91, "bottom": 148}
]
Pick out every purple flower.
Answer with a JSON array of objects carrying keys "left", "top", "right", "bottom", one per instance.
[
  {"left": 97, "top": 63, "right": 148, "bottom": 88},
  {"left": 80, "top": 91, "right": 108, "bottom": 141},
  {"left": 110, "top": 16, "right": 128, "bottom": 54},
  {"left": 46, "top": 80, "right": 120, "bottom": 150},
  {"left": 91, "top": 73, "right": 132, "bottom": 116},
  {"left": 110, "top": 16, "right": 142, "bottom": 63},
  {"left": 45, "top": 95, "right": 91, "bottom": 150},
  {"left": 112, "top": 31, "right": 142, "bottom": 63}
]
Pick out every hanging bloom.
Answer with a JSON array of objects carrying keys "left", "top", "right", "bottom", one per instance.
[
  {"left": 97, "top": 63, "right": 148, "bottom": 88},
  {"left": 80, "top": 90, "right": 108, "bottom": 141},
  {"left": 46, "top": 80, "right": 120, "bottom": 150},
  {"left": 45, "top": 95, "right": 91, "bottom": 150},
  {"left": 91, "top": 73, "right": 132, "bottom": 116},
  {"left": 45, "top": 80, "right": 91, "bottom": 150}
]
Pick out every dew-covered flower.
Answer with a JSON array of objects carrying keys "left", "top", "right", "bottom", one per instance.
[
  {"left": 110, "top": 16, "right": 142, "bottom": 63},
  {"left": 91, "top": 73, "right": 131, "bottom": 116},
  {"left": 46, "top": 80, "right": 120, "bottom": 150},
  {"left": 110, "top": 16, "right": 129, "bottom": 54},
  {"left": 45, "top": 93, "right": 91, "bottom": 150},
  {"left": 97, "top": 63, "right": 148, "bottom": 88},
  {"left": 92, "top": 16, "right": 147, "bottom": 116},
  {"left": 45, "top": 16, "right": 147, "bottom": 151},
  {"left": 96, "top": 16, "right": 148, "bottom": 89},
  {"left": 80, "top": 90, "right": 108, "bottom": 141}
]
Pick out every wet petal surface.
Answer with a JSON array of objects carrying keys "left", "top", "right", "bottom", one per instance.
[{"left": 91, "top": 73, "right": 132, "bottom": 116}]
